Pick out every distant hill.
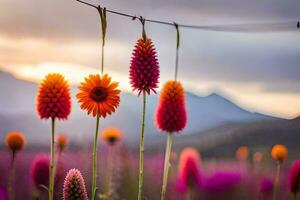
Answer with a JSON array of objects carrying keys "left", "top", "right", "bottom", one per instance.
[
  {"left": 167, "top": 117, "right": 300, "bottom": 159},
  {"left": 0, "top": 70, "right": 277, "bottom": 146}
]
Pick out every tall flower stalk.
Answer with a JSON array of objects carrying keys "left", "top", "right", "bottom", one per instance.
[
  {"left": 156, "top": 24, "right": 187, "bottom": 200},
  {"left": 77, "top": 74, "right": 120, "bottom": 199},
  {"left": 76, "top": 6, "right": 121, "bottom": 199},
  {"left": 156, "top": 81, "right": 187, "bottom": 200},
  {"left": 129, "top": 17, "right": 160, "bottom": 200},
  {"left": 129, "top": 17, "right": 159, "bottom": 200},
  {"left": 36, "top": 73, "right": 71, "bottom": 200}
]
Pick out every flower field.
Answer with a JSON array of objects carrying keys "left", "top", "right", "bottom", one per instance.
[{"left": 0, "top": 142, "right": 300, "bottom": 200}]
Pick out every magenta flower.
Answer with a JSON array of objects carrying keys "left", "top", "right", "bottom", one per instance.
[
  {"left": 129, "top": 38, "right": 160, "bottom": 95},
  {"left": 176, "top": 148, "right": 201, "bottom": 193},
  {"left": 63, "top": 169, "right": 88, "bottom": 200},
  {"left": 31, "top": 154, "right": 50, "bottom": 188},
  {"left": 204, "top": 171, "right": 241, "bottom": 194},
  {"left": 289, "top": 160, "right": 300, "bottom": 194},
  {"left": 260, "top": 177, "right": 273, "bottom": 196},
  {"left": 0, "top": 186, "right": 8, "bottom": 200}
]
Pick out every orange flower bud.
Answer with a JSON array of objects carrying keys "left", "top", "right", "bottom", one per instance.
[
  {"left": 5, "top": 131, "right": 25, "bottom": 153},
  {"left": 271, "top": 144, "right": 288, "bottom": 162},
  {"left": 235, "top": 146, "right": 249, "bottom": 161}
]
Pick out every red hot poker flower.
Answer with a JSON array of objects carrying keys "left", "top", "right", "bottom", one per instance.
[
  {"left": 36, "top": 73, "right": 71, "bottom": 120},
  {"left": 129, "top": 38, "right": 160, "bottom": 95},
  {"left": 155, "top": 80, "right": 187, "bottom": 133}
]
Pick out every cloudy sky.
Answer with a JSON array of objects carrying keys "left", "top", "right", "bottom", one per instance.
[{"left": 0, "top": 0, "right": 300, "bottom": 118}]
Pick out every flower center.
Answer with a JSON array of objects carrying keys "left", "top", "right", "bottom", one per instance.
[{"left": 90, "top": 87, "right": 108, "bottom": 102}]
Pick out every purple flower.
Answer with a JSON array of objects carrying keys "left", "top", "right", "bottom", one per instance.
[
  {"left": 204, "top": 171, "right": 242, "bottom": 194},
  {"left": 31, "top": 154, "right": 50, "bottom": 188}
]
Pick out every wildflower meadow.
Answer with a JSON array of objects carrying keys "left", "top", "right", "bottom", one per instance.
[{"left": 0, "top": 0, "right": 300, "bottom": 200}]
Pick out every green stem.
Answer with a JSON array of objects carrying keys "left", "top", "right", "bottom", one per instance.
[
  {"left": 272, "top": 161, "right": 281, "bottom": 200},
  {"left": 137, "top": 91, "right": 147, "bottom": 200},
  {"left": 160, "top": 133, "right": 173, "bottom": 200},
  {"left": 92, "top": 116, "right": 100, "bottom": 200},
  {"left": 49, "top": 117, "right": 55, "bottom": 200}
]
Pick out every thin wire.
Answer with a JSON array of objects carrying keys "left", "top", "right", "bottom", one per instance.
[{"left": 75, "top": 0, "right": 299, "bottom": 32}]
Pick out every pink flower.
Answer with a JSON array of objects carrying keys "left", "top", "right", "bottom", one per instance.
[
  {"left": 289, "top": 160, "right": 300, "bottom": 194},
  {"left": 63, "top": 169, "right": 88, "bottom": 200},
  {"left": 31, "top": 154, "right": 50, "bottom": 188},
  {"left": 176, "top": 148, "right": 201, "bottom": 193}
]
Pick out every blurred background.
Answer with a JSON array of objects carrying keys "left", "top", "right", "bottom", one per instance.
[{"left": 0, "top": 0, "right": 300, "bottom": 199}]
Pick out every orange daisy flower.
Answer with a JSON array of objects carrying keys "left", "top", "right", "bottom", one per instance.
[
  {"left": 76, "top": 74, "right": 121, "bottom": 118},
  {"left": 36, "top": 73, "right": 71, "bottom": 120},
  {"left": 5, "top": 131, "right": 25, "bottom": 153},
  {"left": 101, "top": 128, "right": 123, "bottom": 145}
]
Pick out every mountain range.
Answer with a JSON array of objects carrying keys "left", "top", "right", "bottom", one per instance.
[{"left": 0, "top": 70, "right": 279, "bottom": 146}]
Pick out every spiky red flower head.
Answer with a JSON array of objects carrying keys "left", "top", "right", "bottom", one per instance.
[
  {"left": 31, "top": 154, "right": 50, "bottom": 188},
  {"left": 289, "top": 160, "right": 300, "bottom": 194},
  {"left": 155, "top": 81, "right": 187, "bottom": 133},
  {"left": 129, "top": 38, "right": 160, "bottom": 95},
  {"left": 36, "top": 73, "right": 71, "bottom": 120},
  {"left": 63, "top": 169, "right": 88, "bottom": 200},
  {"left": 177, "top": 147, "right": 201, "bottom": 193}
]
